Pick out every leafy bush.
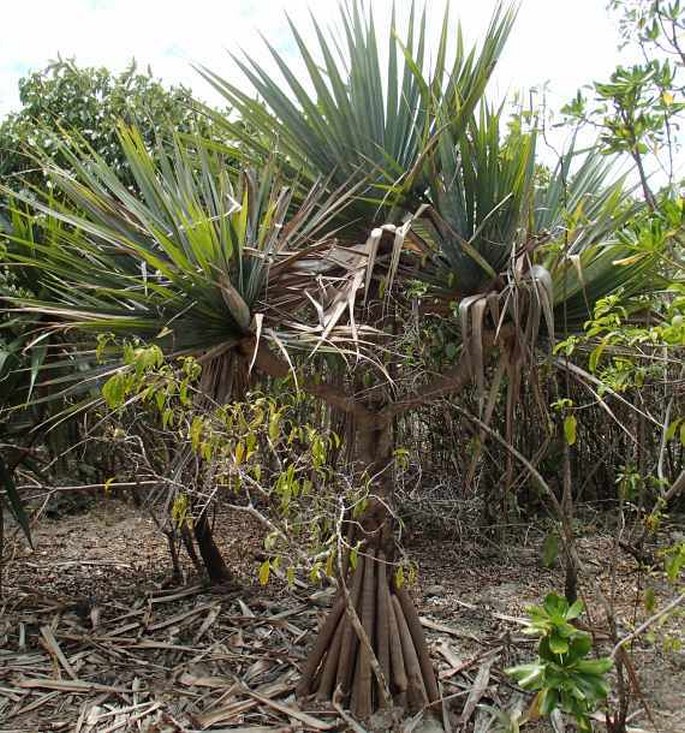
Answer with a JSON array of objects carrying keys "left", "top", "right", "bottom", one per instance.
[
  {"left": 97, "top": 339, "right": 374, "bottom": 584},
  {"left": 0, "top": 58, "right": 218, "bottom": 193},
  {"left": 508, "top": 593, "right": 612, "bottom": 732}
]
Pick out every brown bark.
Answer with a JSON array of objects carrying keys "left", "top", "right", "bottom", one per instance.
[
  {"left": 296, "top": 364, "right": 442, "bottom": 719},
  {"left": 297, "top": 595, "right": 345, "bottom": 696},
  {"left": 388, "top": 589, "right": 408, "bottom": 708},
  {"left": 164, "top": 529, "right": 183, "bottom": 584},
  {"left": 194, "top": 511, "right": 234, "bottom": 584},
  {"left": 335, "top": 554, "right": 366, "bottom": 695},
  {"left": 396, "top": 587, "right": 440, "bottom": 704},
  {"left": 186, "top": 350, "right": 249, "bottom": 584},
  {"left": 375, "top": 552, "right": 391, "bottom": 706},
  {"left": 392, "top": 594, "right": 428, "bottom": 712},
  {"left": 248, "top": 338, "right": 377, "bottom": 425},
  {"left": 181, "top": 523, "right": 205, "bottom": 575},
  {"left": 315, "top": 614, "right": 345, "bottom": 700},
  {"left": 249, "top": 335, "right": 493, "bottom": 720},
  {"left": 350, "top": 549, "right": 376, "bottom": 718}
]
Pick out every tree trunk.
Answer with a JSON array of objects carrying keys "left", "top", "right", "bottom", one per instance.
[
  {"left": 251, "top": 339, "right": 486, "bottom": 720},
  {"left": 297, "top": 413, "right": 440, "bottom": 719},
  {"left": 179, "top": 350, "right": 248, "bottom": 585},
  {"left": 194, "top": 506, "right": 235, "bottom": 585}
]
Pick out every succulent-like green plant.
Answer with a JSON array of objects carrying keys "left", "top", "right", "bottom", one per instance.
[{"left": 507, "top": 593, "right": 612, "bottom": 732}]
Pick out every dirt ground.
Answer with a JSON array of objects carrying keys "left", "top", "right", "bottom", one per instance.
[{"left": 0, "top": 498, "right": 683, "bottom": 733}]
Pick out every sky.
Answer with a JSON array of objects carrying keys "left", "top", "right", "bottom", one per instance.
[
  {"left": 0, "top": 0, "right": 625, "bottom": 123},
  {"left": 4, "top": 0, "right": 665, "bottom": 181}
]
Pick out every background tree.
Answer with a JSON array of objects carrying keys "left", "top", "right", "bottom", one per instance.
[
  {"left": 0, "top": 58, "right": 219, "bottom": 195},
  {"left": 562, "top": 0, "right": 685, "bottom": 203}
]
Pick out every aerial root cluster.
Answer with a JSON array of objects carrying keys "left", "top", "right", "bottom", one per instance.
[{"left": 297, "top": 549, "right": 440, "bottom": 720}]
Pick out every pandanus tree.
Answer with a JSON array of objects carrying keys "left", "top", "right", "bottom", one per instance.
[
  {"left": 0, "top": 129, "right": 371, "bottom": 581},
  {"left": 1, "top": 0, "right": 669, "bottom": 723},
  {"left": 199, "top": 0, "right": 666, "bottom": 718}
]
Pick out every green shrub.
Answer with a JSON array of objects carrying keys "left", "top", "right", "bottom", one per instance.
[{"left": 508, "top": 593, "right": 612, "bottom": 732}]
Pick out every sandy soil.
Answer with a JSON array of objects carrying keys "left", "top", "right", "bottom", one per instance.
[{"left": 0, "top": 498, "right": 683, "bottom": 732}]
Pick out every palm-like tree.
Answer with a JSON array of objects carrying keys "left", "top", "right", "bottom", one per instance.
[
  {"left": 199, "top": 0, "right": 666, "bottom": 717},
  {"left": 1, "top": 127, "right": 375, "bottom": 579},
  {"left": 1, "top": 0, "right": 669, "bottom": 722},
  {"left": 201, "top": 2, "right": 516, "bottom": 224}
]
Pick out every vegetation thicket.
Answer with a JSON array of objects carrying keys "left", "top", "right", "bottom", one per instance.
[{"left": 0, "top": 0, "right": 683, "bottom": 728}]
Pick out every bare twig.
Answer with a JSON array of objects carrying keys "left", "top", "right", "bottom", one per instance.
[
  {"left": 335, "top": 500, "right": 393, "bottom": 709},
  {"left": 611, "top": 592, "right": 685, "bottom": 659}
]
